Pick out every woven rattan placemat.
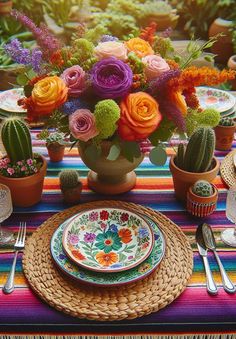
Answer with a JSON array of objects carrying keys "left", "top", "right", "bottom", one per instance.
[
  {"left": 220, "top": 150, "right": 236, "bottom": 187},
  {"left": 23, "top": 200, "right": 193, "bottom": 321}
]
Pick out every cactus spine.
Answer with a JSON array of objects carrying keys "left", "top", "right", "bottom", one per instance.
[
  {"left": 1, "top": 117, "right": 33, "bottom": 163},
  {"left": 59, "top": 170, "right": 81, "bottom": 191},
  {"left": 175, "top": 127, "right": 215, "bottom": 173}
]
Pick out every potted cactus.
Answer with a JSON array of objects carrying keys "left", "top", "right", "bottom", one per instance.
[
  {"left": 169, "top": 127, "right": 220, "bottom": 201},
  {"left": 214, "top": 117, "right": 236, "bottom": 151},
  {"left": 187, "top": 180, "right": 218, "bottom": 217},
  {"left": 59, "top": 170, "right": 82, "bottom": 204},
  {"left": 37, "top": 130, "right": 66, "bottom": 162},
  {"left": 0, "top": 117, "right": 47, "bottom": 207}
]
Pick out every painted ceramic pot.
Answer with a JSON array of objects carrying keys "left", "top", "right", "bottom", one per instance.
[
  {"left": 187, "top": 184, "right": 218, "bottom": 218},
  {"left": 0, "top": 155, "right": 47, "bottom": 207},
  {"left": 214, "top": 124, "right": 236, "bottom": 151},
  {"left": 78, "top": 141, "right": 144, "bottom": 195},
  {"left": 169, "top": 156, "right": 220, "bottom": 202}
]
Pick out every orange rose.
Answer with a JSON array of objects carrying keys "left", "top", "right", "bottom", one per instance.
[
  {"left": 31, "top": 76, "right": 68, "bottom": 115},
  {"left": 125, "top": 38, "right": 154, "bottom": 58},
  {"left": 169, "top": 91, "right": 188, "bottom": 116},
  {"left": 118, "top": 92, "right": 162, "bottom": 141}
]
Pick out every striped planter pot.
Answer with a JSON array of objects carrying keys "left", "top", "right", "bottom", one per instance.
[{"left": 187, "top": 184, "right": 218, "bottom": 218}]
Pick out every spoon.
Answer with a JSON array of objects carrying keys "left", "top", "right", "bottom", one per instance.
[{"left": 202, "top": 223, "right": 236, "bottom": 294}]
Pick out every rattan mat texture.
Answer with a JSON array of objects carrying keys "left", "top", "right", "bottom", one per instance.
[
  {"left": 23, "top": 200, "right": 193, "bottom": 321},
  {"left": 220, "top": 150, "right": 236, "bottom": 187}
]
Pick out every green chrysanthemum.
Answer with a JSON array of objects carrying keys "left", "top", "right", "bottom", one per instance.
[
  {"left": 94, "top": 99, "right": 120, "bottom": 140},
  {"left": 186, "top": 108, "right": 220, "bottom": 136}
]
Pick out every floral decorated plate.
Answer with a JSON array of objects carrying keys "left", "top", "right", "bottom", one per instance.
[
  {"left": 196, "top": 87, "right": 236, "bottom": 113},
  {"left": 0, "top": 88, "right": 26, "bottom": 113},
  {"left": 51, "top": 215, "right": 165, "bottom": 286},
  {"left": 62, "top": 208, "right": 154, "bottom": 273}
]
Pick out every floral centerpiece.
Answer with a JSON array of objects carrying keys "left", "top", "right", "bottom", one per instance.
[{"left": 3, "top": 10, "right": 236, "bottom": 193}]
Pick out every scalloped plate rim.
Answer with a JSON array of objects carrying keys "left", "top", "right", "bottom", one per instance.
[
  {"left": 50, "top": 214, "right": 166, "bottom": 287},
  {"left": 62, "top": 207, "right": 155, "bottom": 273}
]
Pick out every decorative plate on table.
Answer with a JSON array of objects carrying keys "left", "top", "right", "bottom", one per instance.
[
  {"left": 62, "top": 208, "right": 154, "bottom": 273},
  {"left": 196, "top": 87, "right": 236, "bottom": 113},
  {"left": 51, "top": 215, "right": 165, "bottom": 286},
  {"left": 0, "top": 88, "right": 26, "bottom": 113}
]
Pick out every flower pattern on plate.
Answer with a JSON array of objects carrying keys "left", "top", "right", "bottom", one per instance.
[
  {"left": 50, "top": 215, "right": 165, "bottom": 287},
  {"left": 62, "top": 208, "right": 154, "bottom": 272}
]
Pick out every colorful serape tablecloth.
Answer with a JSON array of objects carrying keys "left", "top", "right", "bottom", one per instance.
[{"left": 0, "top": 131, "right": 236, "bottom": 337}]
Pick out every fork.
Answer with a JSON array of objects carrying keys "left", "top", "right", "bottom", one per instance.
[{"left": 3, "top": 222, "right": 26, "bottom": 294}]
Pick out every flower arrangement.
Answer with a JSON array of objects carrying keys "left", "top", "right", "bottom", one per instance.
[
  {"left": 4, "top": 10, "right": 236, "bottom": 165},
  {"left": 0, "top": 157, "right": 41, "bottom": 178}
]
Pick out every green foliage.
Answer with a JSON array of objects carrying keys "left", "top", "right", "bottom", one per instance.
[
  {"left": 149, "top": 117, "right": 176, "bottom": 145},
  {"left": 59, "top": 169, "right": 81, "bottom": 190},
  {"left": 69, "top": 38, "right": 95, "bottom": 68},
  {"left": 192, "top": 180, "right": 213, "bottom": 197},
  {"left": 153, "top": 36, "right": 174, "bottom": 59},
  {"left": 94, "top": 100, "right": 120, "bottom": 140},
  {"left": 1, "top": 117, "right": 33, "bottom": 163},
  {"left": 219, "top": 117, "right": 235, "bottom": 126},
  {"left": 37, "top": 130, "right": 66, "bottom": 145},
  {"left": 149, "top": 145, "right": 167, "bottom": 166},
  {"left": 175, "top": 127, "right": 215, "bottom": 173}
]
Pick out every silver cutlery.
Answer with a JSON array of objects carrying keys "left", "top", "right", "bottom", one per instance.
[
  {"left": 3, "top": 222, "right": 26, "bottom": 294},
  {"left": 196, "top": 224, "right": 218, "bottom": 295},
  {"left": 202, "top": 223, "right": 236, "bottom": 294}
]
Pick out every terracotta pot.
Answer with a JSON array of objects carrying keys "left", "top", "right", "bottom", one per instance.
[
  {"left": 208, "top": 18, "right": 234, "bottom": 64},
  {"left": 169, "top": 156, "right": 220, "bottom": 202},
  {"left": 187, "top": 184, "right": 218, "bottom": 218},
  {"left": 78, "top": 141, "right": 144, "bottom": 195},
  {"left": 0, "top": 156, "right": 47, "bottom": 207},
  {"left": 227, "top": 55, "right": 236, "bottom": 90},
  {"left": 0, "top": 1, "right": 12, "bottom": 15},
  {"left": 61, "top": 184, "right": 82, "bottom": 204},
  {"left": 46, "top": 142, "right": 65, "bottom": 162},
  {"left": 214, "top": 124, "right": 236, "bottom": 151}
]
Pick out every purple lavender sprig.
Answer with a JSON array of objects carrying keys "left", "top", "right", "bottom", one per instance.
[
  {"left": 148, "top": 69, "right": 181, "bottom": 97},
  {"left": 11, "top": 10, "right": 61, "bottom": 59},
  {"left": 4, "top": 38, "right": 43, "bottom": 72},
  {"left": 100, "top": 35, "right": 119, "bottom": 42},
  {"left": 160, "top": 27, "right": 173, "bottom": 38},
  {"left": 158, "top": 99, "right": 186, "bottom": 132}
]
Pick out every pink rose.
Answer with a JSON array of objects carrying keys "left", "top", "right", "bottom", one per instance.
[
  {"left": 142, "top": 55, "right": 170, "bottom": 80},
  {"left": 61, "top": 65, "right": 86, "bottom": 97},
  {"left": 69, "top": 109, "right": 99, "bottom": 142},
  {"left": 27, "top": 159, "right": 33, "bottom": 165},
  {"left": 94, "top": 41, "right": 128, "bottom": 61}
]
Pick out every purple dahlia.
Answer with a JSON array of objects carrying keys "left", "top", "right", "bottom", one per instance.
[{"left": 91, "top": 57, "right": 133, "bottom": 99}]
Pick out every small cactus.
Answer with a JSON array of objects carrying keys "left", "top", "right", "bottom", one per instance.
[
  {"left": 192, "top": 180, "right": 213, "bottom": 197},
  {"left": 175, "top": 127, "right": 215, "bottom": 173},
  {"left": 218, "top": 117, "right": 235, "bottom": 127},
  {"left": 59, "top": 170, "right": 81, "bottom": 191},
  {"left": 1, "top": 117, "right": 33, "bottom": 163}
]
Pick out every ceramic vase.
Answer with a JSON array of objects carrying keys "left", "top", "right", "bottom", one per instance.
[
  {"left": 208, "top": 18, "right": 234, "bottom": 64},
  {"left": 169, "top": 156, "right": 220, "bottom": 202},
  {"left": 78, "top": 141, "right": 144, "bottom": 195}
]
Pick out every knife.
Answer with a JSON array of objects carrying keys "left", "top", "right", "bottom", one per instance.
[
  {"left": 196, "top": 224, "right": 218, "bottom": 295},
  {"left": 202, "top": 223, "right": 236, "bottom": 294}
]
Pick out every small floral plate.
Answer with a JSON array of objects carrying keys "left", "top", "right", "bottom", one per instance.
[
  {"left": 0, "top": 88, "right": 26, "bottom": 113},
  {"left": 62, "top": 208, "right": 154, "bottom": 273},
  {"left": 196, "top": 87, "right": 236, "bottom": 113},
  {"left": 51, "top": 215, "right": 165, "bottom": 287}
]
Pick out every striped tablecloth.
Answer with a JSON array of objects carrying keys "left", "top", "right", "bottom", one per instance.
[{"left": 0, "top": 131, "right": 236, "bottom": 337}]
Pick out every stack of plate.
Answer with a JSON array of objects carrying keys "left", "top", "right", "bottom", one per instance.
[
  {"left": 0, "top": 88, "right": 27, "bottom": 119},
  {"left": 196, "top": 87, "right": 236, "bottom": 119},
  {"left": 50, "top": 207, "right": 165, "bottom": 287}
]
